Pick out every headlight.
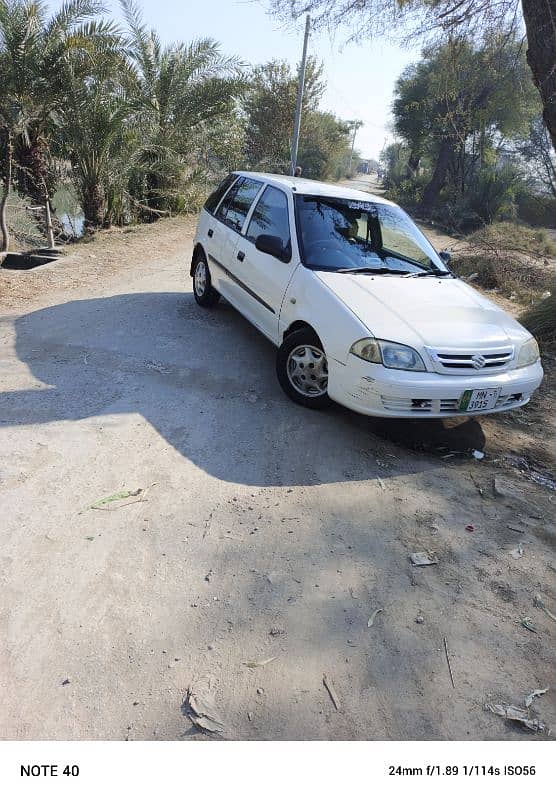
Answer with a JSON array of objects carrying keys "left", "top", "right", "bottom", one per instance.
[
  {"left": 516, "top": 337, "right": 540, "bottom": 368},
  {"left": 350, "top": 338, "right": 426, "bottom": 371}
]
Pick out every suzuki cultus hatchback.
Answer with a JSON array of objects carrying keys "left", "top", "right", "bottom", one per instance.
[{"left": 190, "top": 172, "right": 543, "bottom": 418}]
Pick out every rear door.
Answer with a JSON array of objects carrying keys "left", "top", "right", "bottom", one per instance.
[
  {"left": 230, "top": 185, "right": 295, "bottom": 342},
  {"left": 199, "top": 172, "right": 239, "bottom": 267}
]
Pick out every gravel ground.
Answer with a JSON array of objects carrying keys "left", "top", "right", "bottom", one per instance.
[{"left": 0, "top": 215, "right": 554, "bottom": 740}]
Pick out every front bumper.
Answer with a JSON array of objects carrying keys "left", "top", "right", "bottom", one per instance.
[{"left": 327, "top": 355, "right": 544, "bottom": 419}]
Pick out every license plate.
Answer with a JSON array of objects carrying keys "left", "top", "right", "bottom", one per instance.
[{"left": 459, "top": 387, "right": 501, "bottom": 412}]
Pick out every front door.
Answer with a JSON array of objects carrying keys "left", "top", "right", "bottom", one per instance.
[
  {"left": 210, "top": 176, "right": 264, "bottom": 304},
  {"left": 230, "top": 185, "right": 296, "bottom": 342}
]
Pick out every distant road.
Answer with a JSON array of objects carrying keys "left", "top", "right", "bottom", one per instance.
[
  {"left": 340, "top": 174, "right": 464, "bottom": 252},
  {"left": 341, "top": 173, "right": 385, "bottom": 195}
]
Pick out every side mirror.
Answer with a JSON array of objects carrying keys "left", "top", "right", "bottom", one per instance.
[
  {"left": 439, "top": 250, "right": 451, "bottom": 265},
  {"left": 255, "top": 234, "right": 289, "bottom": 262}
]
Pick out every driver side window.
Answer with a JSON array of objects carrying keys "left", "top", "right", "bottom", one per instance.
[{"left": 246, "top": 186, "right": 291, "bottom": 261}]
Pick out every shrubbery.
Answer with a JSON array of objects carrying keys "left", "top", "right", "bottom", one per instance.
[
  {"left": 450, "top": 221, "right": 555, "bottom": 302},
  {"left": 385, "top": 177, "right": 426, "bottom": 211},
  {"left": 516, "top": 192, "right": 556, "bottom": 228},
  {"left": 465, "top": 167, "right": 518, "bottom": 224},
  {"left": 387, "top": 172, "right": 555, "bottom": 234},
  {"left": 519, "top": 292, "right": 556, "bottom": 345}
]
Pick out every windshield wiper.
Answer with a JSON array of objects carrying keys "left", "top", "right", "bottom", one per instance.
[
  {"left": 403, "top": 268, "right": 452, "bottom": 278},
  {"left": 380, "top": 248, "right": 449, "bottom": 276},
  {"left": 336, "top": 266, "right": 410, "bottom": 275}
]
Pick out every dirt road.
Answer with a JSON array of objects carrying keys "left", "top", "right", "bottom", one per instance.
[{"left": 1, "top": 218, "right": 554, "bottom": 740}]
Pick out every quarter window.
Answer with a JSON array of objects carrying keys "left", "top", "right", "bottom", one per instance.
[
  {"left": 246, "top": 186, "right": 291, "bottom": 261},
  {"left": 216, "top": 177, "right": 263, "bottom": 232}
]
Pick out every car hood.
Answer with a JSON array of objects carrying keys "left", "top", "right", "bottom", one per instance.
[{"left": 315, "top": 272, "right": 529, "bottom": 349}]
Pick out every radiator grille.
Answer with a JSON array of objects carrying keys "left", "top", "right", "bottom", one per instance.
[{"left": 426, "top": 346, "right": 514, "bottom": 374}]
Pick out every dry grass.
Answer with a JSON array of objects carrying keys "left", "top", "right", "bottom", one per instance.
[
  {"left": 450, "top": 222, "right": 556, "bottom": 306},
  {"left": 466, "top": 221, "right": 556, "bottom": 259},
  {"left": 519, "top": 293, "right": 556, "bottom": 347}
]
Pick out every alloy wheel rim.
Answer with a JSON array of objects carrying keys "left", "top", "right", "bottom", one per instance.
[
  {"left": 287, "top": 344, "right": 328, "bottom": 397},
  {"left": 194, "top": 261, "right": 207, "bottom": 295}
]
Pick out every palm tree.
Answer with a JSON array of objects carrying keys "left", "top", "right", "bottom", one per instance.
[
  {"left": 0, "top": 0, "right": 119, "bottom": 242},
  {"left": 1, "top": 0, "right": 246, "bottom": 238},
  {"left": 0, "top": 106, "right": 17, "bottom": 252},
  {"left": 60, "top": 49, "right": 135, "bottom": 229},
  {"left": 120, "top": 0, "right": 246, "bottom": 217}
]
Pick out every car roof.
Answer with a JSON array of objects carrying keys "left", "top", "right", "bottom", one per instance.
[{"left": 234, "top": 171, "right": 396, "bottom": 206}]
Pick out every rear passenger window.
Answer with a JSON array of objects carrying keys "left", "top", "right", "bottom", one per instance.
[
  {"left": 246, "top": 186, "right": 291, "bottom": 260},
  {"left": 204, "top": 173, "right": 238, "bottom": 214},
  {"left": 216, "top": 177, "right": 263, "bottom": 232}
]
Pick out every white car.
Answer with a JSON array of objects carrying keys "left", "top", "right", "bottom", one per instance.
[{"left": 190, "top": 171, "right": 543, "bottom": 418}]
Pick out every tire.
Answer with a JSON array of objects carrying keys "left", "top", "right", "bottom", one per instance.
[
  {"left": 192, "top": 251, "right": 220, "bottom": 307},
  {"left": 276, "top": 327, "right": 332, "bottom": 409}
]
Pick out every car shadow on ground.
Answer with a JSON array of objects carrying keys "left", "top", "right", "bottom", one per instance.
[{"left": 0, "top": 291, "right": 485, "bottom": 486}]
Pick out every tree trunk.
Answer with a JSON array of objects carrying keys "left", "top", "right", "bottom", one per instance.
[
  {"left": 0, "top": 179, "right": 10, "bottom": 253},
  {"left": 419, "top": 138, "right": 454, "bottom": 215},
  {"left": 45, "top": 198, "right": 55, "bottom": 249},
  {"left": 521, "top": 0, "right": 556, "bottom": 151},
  {"left": 405, "top": 150, "right": 421, "bottom": 179},
  {"left": 82, "top": 182, "right": 106, "bottom": 231},
  {"left": 460, "top": 140, "right": 466, "bottom": 196},
  {"left": 16, "top": 136, "right": 66, "bottom": 242},
  {"left": 1, "top": 136, "right": 12, "bottom": 253},
  {"left": 479, "top": 123, "right": 486, "bottom": 169},
  {"left": 15, "top": 135, "right": 54, "bottom": 205}
]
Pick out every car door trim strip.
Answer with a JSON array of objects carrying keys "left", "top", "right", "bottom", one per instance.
[{"left": 208, "top": 254, "right": 275, "bottom": 315}]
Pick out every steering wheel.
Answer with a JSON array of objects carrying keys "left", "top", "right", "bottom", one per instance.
[{"left": 305, "top": 238, "right": 359, "bottom": 267}]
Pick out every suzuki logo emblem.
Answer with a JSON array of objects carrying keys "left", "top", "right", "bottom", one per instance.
[{"left": 471, "top": 354, "right": 487, "bottom": 369}]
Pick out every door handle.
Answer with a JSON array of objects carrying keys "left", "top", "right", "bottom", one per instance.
[
  {"left": 237, "top": 251, "right": 245, "bottom": 262},
  {"left": 208, "top": 228, "right": 213, "bottom": 238}
]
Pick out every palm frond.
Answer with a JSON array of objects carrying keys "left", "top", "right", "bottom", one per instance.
[
  {"left": 178, "top": 37, "right": 245, "bottom": 84},
  {"left": 45, "top": 0, "right": 104, "bottom": 37},
  {"left": 119, "top": 0, "right": 159, "bottom": 87}
]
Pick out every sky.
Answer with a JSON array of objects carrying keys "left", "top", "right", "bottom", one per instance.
[{"left": 50, "top": 0, "right": 422, "bottom": 160}]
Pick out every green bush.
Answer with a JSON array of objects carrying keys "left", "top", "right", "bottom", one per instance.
[
  {"left": 436, "top": 197, "right": 482, "bottom": 233},
  {"left": 516, "top": 191, "right": 556, "bottom": 228},
  {"left": 466, "top": 166, "right": 517, "bottom": 224},
  {"left": 386, "top": 176, "right": 427, "bottom": 210}
]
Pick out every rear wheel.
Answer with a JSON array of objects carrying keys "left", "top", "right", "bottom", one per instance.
[
  {"left": 192, "top": 252, "right": 219, "bottom": 307},
  {"left": 276, "top": 328, "right": 332, "bottom": 409}
]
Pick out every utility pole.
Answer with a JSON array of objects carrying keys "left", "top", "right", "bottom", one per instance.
[
  {"left": 291, "top": 14, "right": 310, "bottom": 176},
  {"left": 347, "top": 120, "right": 363, "bottom": 175}
]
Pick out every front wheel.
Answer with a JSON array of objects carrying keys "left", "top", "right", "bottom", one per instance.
[
  {"left": 276, "top": 328, "right": 332, "bottom": 409},
  {"left": 192, "top": 253, "right": 220, "bottom": 307}
]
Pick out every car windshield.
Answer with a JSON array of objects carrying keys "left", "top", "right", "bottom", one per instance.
[{"left": 294, "top": 195, "right": 449, "bottom": 275}]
